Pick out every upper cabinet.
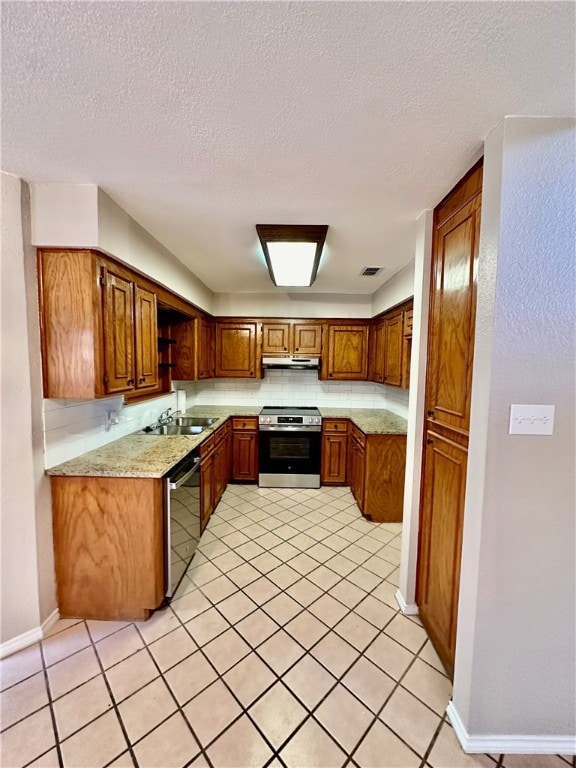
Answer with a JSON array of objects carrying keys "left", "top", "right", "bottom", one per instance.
[
  {"left": 261, "top": 321, "right": 322, "bottom": 356},
  {"left": 367, "top": 300, "right": 414, "bottom": 389},
  {"left": 40, "top": 250, "right": 160, "bottom": 399},
  {"left": 215, "top": 321, "right": 260, "bottom": 378},
  {"left": 321, "top": 323, "right": 369, "bottom": 380},
  {"left": 102, "top": 268, "right": 159, "bottom": 396}
]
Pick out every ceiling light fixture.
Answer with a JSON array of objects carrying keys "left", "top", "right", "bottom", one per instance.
[{"left": 256, "top": 224, "right": 329, "bottom": 287}]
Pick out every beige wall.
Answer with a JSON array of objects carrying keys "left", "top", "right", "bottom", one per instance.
[
  {"left": 371, "top": 259, "right": 415, "bottom": 316},
  {"left": 453, "top": 117, "right": 576, "bottom": 741},
  {"left": 1, "top": 173, "right": 56, "bottom": 648},
  {"left": 213, "top": 291, "right": 372, "bottom": 318}
]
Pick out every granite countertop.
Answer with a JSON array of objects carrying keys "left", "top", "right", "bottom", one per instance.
[
  {"left": 46, "top": 405, "right": 406, "bottom": 479},
  {"left": 319, "top": 407, "right": 408, "bottom": 435}
]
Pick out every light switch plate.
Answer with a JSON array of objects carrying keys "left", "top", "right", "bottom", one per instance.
[{"left": 509, "top": 404, "right": 555, "bottom": 435}]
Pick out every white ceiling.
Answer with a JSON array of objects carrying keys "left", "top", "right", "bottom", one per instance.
[{"left": 2, "top": 1, "right": 574, "bottom": 294}]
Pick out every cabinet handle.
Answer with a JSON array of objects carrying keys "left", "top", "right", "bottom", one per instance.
[
  {"left": 250, "top": 371, "right": 254, "bottom": 376},
  {"left": 139, "top": 377, "right": 145, "bottom": 383},
  {"left": 427, "top": 438, "right": 434, "bottom": 445},
  {"left": 329, "top": 373, "right": 333, "bottom": 378},
  {"left": 127, "top": 378, "right": 134, "bottom": 385},
  {"left": 295, "top": 347, "right": 299, "bottom": 351},
  {"left": 284, "top": 347, "right": 287, "bottom": 351},
  {"left": 427, "top": 410, "right": 435, "bottom": 418}
]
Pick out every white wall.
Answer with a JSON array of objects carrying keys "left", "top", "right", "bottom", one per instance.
[
  {"left": 97, "top": 190, "right": 214, "bottom": 313},
  {"left": 1, "top": 173, "right": 56, "bottom": 649},
  {"left": 371, "top": 259, "right": 415, "bottom": 316},
  {"left": 213, "top": 292, "right": 372, "bottom": 318},
  {"left": 452, "top": 118, "right": 576, "bottom": 747},
  {"left": 29, "top": 183, "right": 215, "bottom": 313},
  {"left": 397, "top": 212, "right": 433, "bottom": 610}
]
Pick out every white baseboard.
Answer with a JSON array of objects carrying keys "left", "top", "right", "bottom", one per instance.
[
  {"left": 0, "top": 609, "right": 60, "bottom": 660},
  {"left": 395, "top": 588, "right": 419, "bottom": 615},
  {"left": 446, "top": 701, "right": 576, "bottom": 755}
]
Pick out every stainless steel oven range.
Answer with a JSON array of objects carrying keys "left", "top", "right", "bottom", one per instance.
[{"left": 258, "top": 406, "right": 322, "bottom": 488}]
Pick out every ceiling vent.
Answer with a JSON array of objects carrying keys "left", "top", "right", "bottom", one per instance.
[{"left": 360, "top": 266, "right": 384, "bottom": 277}]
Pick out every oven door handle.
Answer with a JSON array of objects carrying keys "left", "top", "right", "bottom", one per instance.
[{"left": 258, "top": 425, "right": 322, "bottom": 432}]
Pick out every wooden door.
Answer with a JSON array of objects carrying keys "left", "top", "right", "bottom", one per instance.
[
  {"left": 383, "top": 311, "right": 404, "bottom": 387},
  {"left": 293, "top": 323, "right": 322, "bottom": 355},
  {"left": 215, "top": 322, "right": 259, "bottom": 378},
  {"left": 324, "top": 325, "right": 368, "bottom": 380},
  {"left": 232, "top": 432, "right": 258, "bottom": 481},
  {"left": 103, "top": 270, "right": 135, "bottom": 395},
  {"left": 418, "top": 433, "right": 468, "bottom": 671},
  {"left": 261, "top": 323, "right": 291, "bottom": 354},
  {"left": 200, "top": 453, "right": 215, "bottom": 532},
  {"left": 321, "top": 433, "right": 347, "bottom": 484},
  {"left": 134, "top": 286, "right": 159, "bottom": 393},
  {"left": 197, "top": 317, "right": 215, "bottom": 379},
  {"left": 368, "top": 320, "right": 385, "bottom": 383},
  {"left": 417, "top": 160, "right": 483, "bottom": 678}
]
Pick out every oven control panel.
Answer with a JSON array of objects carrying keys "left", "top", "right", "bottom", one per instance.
[{"left": 259, "top": 415, "right": 322, "bottom": 426}]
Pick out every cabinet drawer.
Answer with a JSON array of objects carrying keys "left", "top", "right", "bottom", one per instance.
[
  {"left": 200, "top": 434, "right": 216, "bottom": 457},
  {"left": 350, "top": 423, "right": 366, "bottom": 448},
  {"left": 322, "top": 419, "right": 348, "bottom": 433},
  {"left": 404, "top": 309, "right": 414, "bottom": 336},
  {"left": 232, "top": 417, "right": 258, "bottom": 431}
]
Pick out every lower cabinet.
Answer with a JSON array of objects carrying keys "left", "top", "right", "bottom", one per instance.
[
  {"left": 51, "top": 476, "right": 165, "bottom": 621},
  {"left": 200, "top": 421, "right": 232, "bottom": 531},
  {"left": 321, "top": 419, "right": 348, "bottom": 484},
  {"left": 232, "top": 418, "right": 259, "bottom": 482},
  {"left": 347, "top": 423, "right": 406, "bottom": 523}
]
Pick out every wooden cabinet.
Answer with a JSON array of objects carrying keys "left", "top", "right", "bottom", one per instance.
[
  {"left": 321, "top": 323, "right": 369, "bottom": 380},
  {"left": 368, "top": 320, "right": 385, "bottom": 383},
  {"left": 215, "top": 321, "right": 260, "bottom": 378},
  {"left": 347, "top": 422, "right": 406, "bottom": 523},
  {"left": 418, "top": 432, "right": 467, "bottom": 673},
  {"left": 232, "top": 417, "right": 258, "bottom": 482},
  {"left": 197, "top": 316, "right": 215, "bottom": 379},
  {"left": 321, "top": 419, "right": 348, "bottom": 484},
  {"left": 200, "top": 421, "right": 231, "bottom": 530},
  {"left": 51, "top": 476, "right": 165, "bottom": 621},
  {"left": 417, "top": 160, "right": 483, "bottom": 678},
  {"left": 368, "top": 301, "right": 413, "bottom": 389},
  {"left": 261, "top": 321, "right": 322, "bottom": 356},
  {"left": 383, "top": 310, "right": 404, "bottom": 387},
  {"left": 39, "top": 250, "right": 160, "bottom": 399}
]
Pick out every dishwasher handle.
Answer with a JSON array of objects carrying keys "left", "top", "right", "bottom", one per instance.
[{"left": 168, "top": 457, "right": 200, "bottom": 490}]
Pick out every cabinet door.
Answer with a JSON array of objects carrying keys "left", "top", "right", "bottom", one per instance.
[
  {"left": 383, "top": 311, "right": 404, "bottom": 387},
  {"left": 261, "top": 323, "right": 291, "bottom": 354},
  {"left": 324, "top": 325, "right": 368, "bottom": 380},
  {"left": 425, "top": 194, "right": 481, "bottom": 433},
  {"left": 200, "top": 454, "right": 215, "bottom": 532},
  {"left": 134, "top": 286, "right": 160, "bottom": 392},
  {"left": 215, "top": 322, "right": 259, "bottom": 378},
  {"left": 368, "top": 320, "right": 385, "bottom": 383},
  {"left": 171, "top": 318, "right": 195, "bottom": 380},
  {"left": 198, "top": 317, "right": 215, "bottom": 379},
  {"left": 417, "top": 433, "right": 467, "bottom": 677},
  {"left": 232, "top": 432, "right": 258, "bottom": 481},
  {"left": 293, "top": 323, "right": 322, "bottom": 355},
  {"left": 103, "top": 270, "right": 135, "bottom": 395},
  {"left": 321, "top": 433, "right": 347, "bottom": 484}
]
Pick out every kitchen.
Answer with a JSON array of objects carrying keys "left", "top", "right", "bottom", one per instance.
[{"left": 1, "top": 2, "right": 575, "bottom": 767}]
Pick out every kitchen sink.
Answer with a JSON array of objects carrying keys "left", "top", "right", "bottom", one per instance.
[
  {"left": 144, "top": 425, "right": 206, "bottom": 436},
  {"left": 172, "top": 417, "right": 218, "bottom": 427}
]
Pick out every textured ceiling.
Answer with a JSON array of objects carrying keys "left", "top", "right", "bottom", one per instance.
[{"left": 2, "top": 1, "right": 574, "bottom": 294}]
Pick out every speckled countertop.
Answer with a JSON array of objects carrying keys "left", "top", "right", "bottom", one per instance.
[
  {"left": 318, "top": 408, "right": 407, "bottom": 435},
  {"left": 46, "top": 405, "right": 406, "bottom": 479}
]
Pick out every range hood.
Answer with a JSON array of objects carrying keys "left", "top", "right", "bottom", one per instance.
[{"left": 262, "top": 356, "right": 320, "bottom": 370}]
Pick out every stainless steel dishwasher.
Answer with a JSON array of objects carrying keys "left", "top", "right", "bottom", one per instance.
[{"left": 165, "top": 451, "right": 201, "bottom": 599}]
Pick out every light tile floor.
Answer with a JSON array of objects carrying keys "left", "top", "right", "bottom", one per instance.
[{"left": 1, "top": 486, "right": 574, "bottom": 768}]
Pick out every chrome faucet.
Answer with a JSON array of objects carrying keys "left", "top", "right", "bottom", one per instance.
[{"left": 156, "top": 408, "right": 181, "bottom": 427}]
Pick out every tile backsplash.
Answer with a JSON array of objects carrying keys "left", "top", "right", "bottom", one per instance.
[{"left": 43, "top": 371, "right": 409, "bottom": 468}]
